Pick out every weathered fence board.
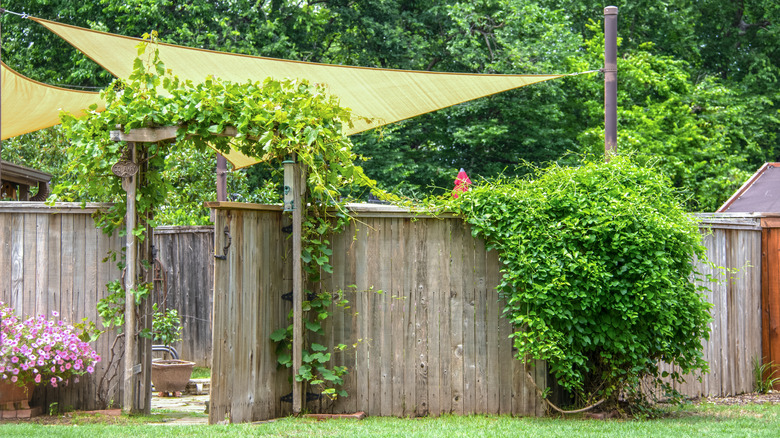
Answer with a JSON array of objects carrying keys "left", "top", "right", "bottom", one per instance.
[
  {"left": 0, "top": 202, "right": 123, "bottom": 411},
  {"left": 0, "top": 203, "right": 216, "bottom": 410},
  {"left": 209, "top": 206, "right": 764, "bottom": 424},
  {"left": 208, "top": 204, "right": 548, "bottom": 423},
  {"left": 1, "top": 201, "right": 766, "bottom": 415},
  {"left": 153, "top": 226, "right": 214, "bottom": 367},
  {"left": 655, "top": 216, "right": 763, "bottom": 397}
]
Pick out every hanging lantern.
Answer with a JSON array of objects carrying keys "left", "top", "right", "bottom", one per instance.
[{"left": 283, "top": 159, "right": 295, "bottom": 212}]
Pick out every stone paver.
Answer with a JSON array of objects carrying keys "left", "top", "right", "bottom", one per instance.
[{"left": 150, "top": 393, "right": 209, "bottom": 425}]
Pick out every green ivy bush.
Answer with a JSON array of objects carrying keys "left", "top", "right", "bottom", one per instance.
[{"left": 454, "top": 156, "right": 712, "bottom": 408}]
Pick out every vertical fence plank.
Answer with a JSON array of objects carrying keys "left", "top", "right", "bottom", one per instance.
[
  {"left": 35, "top": 214, "right": 49, "bottom": 317},
  {"left": 438, "top": 220, "right": 452, "bottom": 415},
  {"left": 474, "top": 236, "right": 488, "bottom": 413},
  {"left": 462, "top": 224, "right": 476, "bottom": 414},
  {"left": 0, "top": 213, "right": 10, "bottom": 300},
  {"left": 209, "top": 210, "right": 229, "bottom": 424},
  {"left": 485, "top": 237, "right": 500, "bottom": 414},
  {"left": 354, "top": 221, "right": 371, "bottom": 414},
  {"left": 390, "top": 217, "right": 405, "bottom": 417},
  {"left": 379, "top": 218, "right": 392, "bottom": 416},
  {"left": 426, "top": 220, "right": 441, "bottom": 416},
  {"left": 10, "top": 213, "right": 24, "bottom": 314},
  {"left": 414, "top": 221, "right": 429, "bottom": 417},
  {"left": 403, "top": 218, "right": 417, "bottom": 417},
  {"left": 449, "top": 220, "right": 465, "bottom": 416}
]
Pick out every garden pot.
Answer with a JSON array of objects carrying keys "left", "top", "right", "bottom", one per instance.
[
  {"left": 0, "top": 381, "right": 34, "bottom": 409},
  {"left": 151, "top": 359, "right": 195, "bottom": 395}
]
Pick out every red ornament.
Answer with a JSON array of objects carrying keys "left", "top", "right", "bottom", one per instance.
[{"left": 452, "top": 168, "right": 471, "bottom": 199}]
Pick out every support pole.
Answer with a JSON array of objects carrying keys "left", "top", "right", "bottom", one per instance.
[
  {"left": 291, "top": 158, "right": 304, "bottom": 414},
  {"left": 122, "top": 142, "right": 138, "bottom": 414},
  {"left": 1, "top": 8, "right": 4, "bottom": 187},
  {"left": 604, "top": 6, "right": 618, "bottom": 161},
  {"left": 216, "top": 153, "right": 227, "bottom": 202}
]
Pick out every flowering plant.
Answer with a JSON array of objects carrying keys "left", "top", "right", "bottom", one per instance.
[{"left": 1, "top": 301, "right": 101, "bottom": 388}]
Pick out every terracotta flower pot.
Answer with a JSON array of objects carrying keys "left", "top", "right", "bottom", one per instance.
[
  {"left": 0, "top": 381, "right": 35, "bottom": 409},
  {"left": 151, "top": 359, "right": 195, "bottom": 395}
]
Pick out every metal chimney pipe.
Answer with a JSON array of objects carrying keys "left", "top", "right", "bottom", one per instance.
[{"left": 604, "top": 6, "right": 618, "bottom": 161}]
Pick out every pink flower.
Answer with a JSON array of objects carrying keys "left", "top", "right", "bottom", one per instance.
[
  {"left": 51, "top": 310, "right": 59, "bottom": 317},
  {"left": 50, "top": 377, "right": 57, "bottom": 385},
  {"left": 34, "top": 374, "right": 41, "bottom": 383},
  {"left": 11, "top": 356, "right": 19, "bottom": 363},
  {"left": 11, "top": 376, "right": 17, "bottom": 383},
  {"left": 87, "top": 366, "right": 95, "bottom": 374}
]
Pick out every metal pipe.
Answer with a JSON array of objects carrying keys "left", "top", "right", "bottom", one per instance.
[{"left": 604, "top": 6, "right": 618, "bottom": 161}]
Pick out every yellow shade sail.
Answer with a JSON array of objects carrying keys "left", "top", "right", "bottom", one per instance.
[
  {"left": 32, "top": 17, "right": 563, "bottom": 168},
  {"left": 1, "top": 62, "right": 104, "bottom": 141}
]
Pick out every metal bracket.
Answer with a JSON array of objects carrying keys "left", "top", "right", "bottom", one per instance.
[
  {"left": 215, "top": 225, "right": 232, "bottom": 260},
  {"left": 280, "top": 392, "right": 322, "bottom": 403},
  {"left": 282, "top": 291, "right": 314, "bottom": 302}
]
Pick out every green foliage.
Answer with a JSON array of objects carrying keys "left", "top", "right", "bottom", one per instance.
[
  {"left": 96, "top": 280, "right": 127, "bottom": 330},
  {"left": 271, "top": 289, "right": 351, "bottom": 400},
  {"left": 151, "top": 303, "right": 182, "bottom": 347},
  {"left": 454, "top": 156, "right": 712, "bottom": 406},
  {"left": 60, "top": 37, "right": 375, "bottom": 399},
  {"left": 5, "top": 0, "right": 779, "bottom": 213},
  {"left": 753, "top": 358, "right": 780, "bottom": 394}
]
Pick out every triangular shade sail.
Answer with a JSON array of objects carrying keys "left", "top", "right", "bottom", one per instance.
[
  {"left": 33, "top": 17, "right": 563, "bottom": 169},
  {"left": 1, "top": 62, "right": 104, "bottom": 140}
]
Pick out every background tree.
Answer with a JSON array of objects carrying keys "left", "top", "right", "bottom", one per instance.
[{"left": 2, "top": 0, "right": 778, "bottom": 214}]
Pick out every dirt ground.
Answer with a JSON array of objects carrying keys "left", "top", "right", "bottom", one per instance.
[{"left": 692, "top": 392, "right": 780, "bottom": 405}]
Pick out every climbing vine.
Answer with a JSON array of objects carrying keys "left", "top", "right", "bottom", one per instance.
[
  {"left": 58, "top": 34, "right": 384, "bottom": 401},
  {"left": 452, "top": 156, "right": 712, "bottom": 411}
]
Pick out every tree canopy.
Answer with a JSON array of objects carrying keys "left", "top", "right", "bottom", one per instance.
[{"left": 1, "top": 0, "right": 778, "bottom": 213}]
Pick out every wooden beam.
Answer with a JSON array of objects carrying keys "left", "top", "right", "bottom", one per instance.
[
  {"left": 110, "top": 125, "right": 258, "bottom": 143},
  {"left": 111, "top": 126, "right": 179, "bottom": 143}
]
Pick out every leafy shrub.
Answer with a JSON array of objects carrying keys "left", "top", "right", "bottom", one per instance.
[{"left": 455, "top": 156, "right": 712, "bottom": 406}]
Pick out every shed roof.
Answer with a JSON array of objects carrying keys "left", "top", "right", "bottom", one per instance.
[
  {"left": 718, "top": 163, "right": 780, "bottom": 213},
  {"left": 0, "top": 159, "right": 53, "bottom": 186}
]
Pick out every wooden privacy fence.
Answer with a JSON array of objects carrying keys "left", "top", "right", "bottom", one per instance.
[
  {"left": 208, "top": 203, "right": 548, "bottom": 423},
  {"left": 659, "top": 215, "right": 762, "bottom": 397},
  {"left": 0, "top": 202, "right": 215, "bottom": 409},
  {"left": 0, "top": 201, "right": 767, "bottom": 415},
  {"left": 153, "top": 226, "right": 214, "bottom": 367},
  {"left": 208, "top": 206, "right": 764, "bottom": 424},
  {"left": 0, "top": 202, "right": 124, "bottom": 410}
]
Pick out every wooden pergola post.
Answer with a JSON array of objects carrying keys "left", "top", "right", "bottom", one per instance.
[
  {"left": 120, "top": 142, "right": 138, "bottom": 414},
  {"left": 290, "top": 158, "right": 305, "bottom": 415}
]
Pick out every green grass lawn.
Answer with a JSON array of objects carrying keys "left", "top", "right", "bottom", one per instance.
[
  {"left": 190, "top": 367, "right": 211, "bottom": 379},
  {"left": 1, "top": 401, "right": 778, "bottom": 437}
]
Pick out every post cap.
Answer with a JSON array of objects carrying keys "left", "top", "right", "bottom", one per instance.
[{"left": 604, "top": 6, "right": 618, "bottom": 15}]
